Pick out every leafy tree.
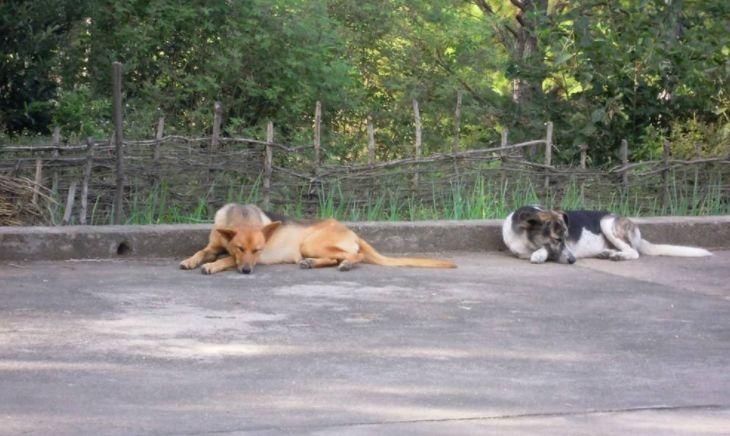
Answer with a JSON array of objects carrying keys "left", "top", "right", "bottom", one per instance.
[
  {"left": 0, "top": 0, "right": 89, "bottom": 133},
  {"left": 1, "top": 0, "right": 727, "bottom": 164}
]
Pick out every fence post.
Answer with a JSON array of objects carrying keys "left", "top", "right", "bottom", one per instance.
[
  {"left": 112, "top": 61, "right": 124, "bottom": 225},
  {"left": 263, "top": 121, "right": 273, "bottom": 210},
  {"left": 79, "top": 137, "right": 95, "bottom": 225},
  {"left": 367, "top": 115, "right": 375, "bottom": 166},
  {"left": 662, "top": 139, "right": 671, "bottom": 210},
  {"left": 154, "top": 116, "right": 164, "bottom": 161},
  {"left": 412, "top": 98, "right": 422, "bottom": 188},
  {"left": 62, "top": 181, "right": 77, "bottom": 225},
  {"left": 499, "top": 128, "right": 508, "bottom": 186},
  {"left": 314, "top": 101, "right": 321, "bottom": 172},
  {"left": 543, "top": 121, "right": 553, "bottom": 191},
  {"left": 579, "top": 143, "right": 589, "bottom": 202},
  {"left": 153, "top": 116, "right": 164, "bottom": 185},
  {"left": 453, "top": 90, "right": 462, "bottom": 154},
  {"left": 693, "top": 141, "right": 701, "bottom": 190},
  {"left": 579, "top": 143, "right": 588, "bottom": 169},
  {"left": 211, "top": 101, "right": 222, "bottom": 148},
  {"left": 451, "top": 91, "right": 463, "bottom": 178},
  {"left": 620, "top": 139, "right": 629, "bottom": 189},
  {"left": 51, "top": 126, "right": 60, "bottom": 195},
  {"left": 32, "top": 159, "right": 43, "bottom": 206}
]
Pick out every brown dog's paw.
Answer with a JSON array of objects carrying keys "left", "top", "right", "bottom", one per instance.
[
  {"left": 180, "top": 258, "right": 197, "bottom": 270},
  {"left": 200, "top": 263, "right": 217, "bottom": 275},
  {"left": 299, "top": 258, "right": 316, "bottom": 269},
  {"left": 337, "top": 260, "right": 352, "bottom": 272}
]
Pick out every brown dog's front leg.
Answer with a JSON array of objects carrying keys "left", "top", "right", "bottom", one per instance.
[
  {"left": 180, "top": 246, "right": 220, "bottom": 270},
  {"left": 201, "top": 256, "right": 236, "bottom": 275}
]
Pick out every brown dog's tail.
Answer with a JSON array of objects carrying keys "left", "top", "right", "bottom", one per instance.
[{"left": 357, "top": 238, "right": 457, "bottom": 268}]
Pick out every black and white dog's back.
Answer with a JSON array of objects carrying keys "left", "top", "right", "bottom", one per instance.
[{"left": 502, "top": 205, "right": 711, "bottom": 264}]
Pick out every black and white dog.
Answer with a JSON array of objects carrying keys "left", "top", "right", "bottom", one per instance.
[{"left": 502, "top": 205, "right": 712, "bottom": 264}]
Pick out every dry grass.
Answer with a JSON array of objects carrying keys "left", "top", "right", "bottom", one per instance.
[{"left": 0, "top": 175, "right": 54, "bottom": 226}]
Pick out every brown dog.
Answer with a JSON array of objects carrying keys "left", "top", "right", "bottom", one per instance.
[{"left": 180, "top": 203, "right": 456, "bottom": 274}]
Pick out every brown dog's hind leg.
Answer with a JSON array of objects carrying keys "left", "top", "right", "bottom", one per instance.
[
  {"left": 320, "top": 249, "right": 365, "bottom": 271},
  {"left": 299, "top": 246, "right": 364, "bottom": 272},
  {"left": 299, "top": 258, "right": 339, "bottom": 269},
  {"left": 299, "top": 222, "right": 365, "bottom": 271},
  {"left": 336, "top": 252, "right": 364, "bottom": 271}
]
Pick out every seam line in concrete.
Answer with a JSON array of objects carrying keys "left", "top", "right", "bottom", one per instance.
[
  {"left": 173, "top": 404, "right": 729, "bottom": 435},
  {"left": 574, "top": 263, "right": 730, "bottom": 300}
]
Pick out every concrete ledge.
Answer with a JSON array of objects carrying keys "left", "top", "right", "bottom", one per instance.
[{"left": 1, "top": 216, "right": 729, "bottom": 261}]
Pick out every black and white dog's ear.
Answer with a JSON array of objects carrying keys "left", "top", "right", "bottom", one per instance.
[
  {"left": 517, "top": 209, "right": 542, "bottom": 228},
  {"left": 526, "top": 218, "right": 541, "bottom": 227},
  {"left": 556, "top": 210, "right": 570, "bottom": 226}
]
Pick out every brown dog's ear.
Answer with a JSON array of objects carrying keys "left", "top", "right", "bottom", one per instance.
[
  {"left": 261, "top": 221, "right": 281, "bottom": 241},
  {"left": 216, "top": 227, "right": 237, "bottom": 240}
]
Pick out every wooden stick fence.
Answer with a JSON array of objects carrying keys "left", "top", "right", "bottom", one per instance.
[
  {"left": 2, "top": 128, "right": 726, "bottom": 225},
  {"left": 211, "top": 102, "right": 222, "bottom": 149},
  {"left": 263, "top": 121, "right": 273, "bottom": 210},
  {"left": 32, "top": 159, "right": 42, "bottom": 205},
  {"left": 51, "top": 126, "right": 60, "bottom": 194},
  {"left": 544, "top": 121, "right": 553, "bottom": 190},
  {"left": 314, "top": 101, "right": 321, "bottom": 172},
  {"left": 79, "top": 137, "right": 95, "bottom": 225},
  {"left": 413, "top": 98, "right": 422, "bottom": 188},
  {"left": 1, "top": 62, "right": 727, "bottom": 225},
  {"left": 620, "top": 139, "right": 629, "bottom": 189},
  {"left": 367, "top": 115, "right": 375, "bottom": 166},
  {"left": 112, "top": 61, "right": 124, "bottom": 224}
]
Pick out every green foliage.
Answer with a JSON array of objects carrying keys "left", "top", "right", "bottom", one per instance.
[
  {"left": 52, "top": 86, "right": 111, "bottom": 139},
  {"left": 1, "top": 0, "right": 727, "bottom": 166},
  {"left": 0, "top": 0, "right": 90, "bottom": 133}
]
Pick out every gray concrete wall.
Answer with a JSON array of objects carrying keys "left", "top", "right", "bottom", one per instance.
[{"left": 1, "top": 216, "right": 728, "bottom": 261}]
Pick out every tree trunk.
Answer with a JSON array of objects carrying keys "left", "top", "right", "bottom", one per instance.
[
  {"left": 511, "top": 0, "right": 548, "bottom": 107},
  {"left": 475, "top": 0, "right": 550, "bottom": 136}
]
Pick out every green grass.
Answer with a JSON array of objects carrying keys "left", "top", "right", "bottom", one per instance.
[{"left": 51, "top": 173, "right": 728, "bottom": 225}]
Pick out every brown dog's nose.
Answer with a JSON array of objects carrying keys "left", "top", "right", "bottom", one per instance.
[{"left": 240, "top": 266, "right": 252, "bottom": 274}]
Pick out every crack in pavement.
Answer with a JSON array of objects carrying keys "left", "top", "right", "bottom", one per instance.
[{"left": 171, "top": 404, "right": 730, "bottom": 435}]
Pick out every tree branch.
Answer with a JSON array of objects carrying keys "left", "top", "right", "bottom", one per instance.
[
  {"left": 516, "top": 11, "right": 526, "bottom": 27},
  {"left": 431, "top": 50, "right": 495, "bottom": 107},
  {"left": 473, "top": 0, "right": 494, "bottom": 15},
  {"left": 553, "top": 1, "right": 569, "bottom": 14},
  {"left": 473, "top": 0, "right": 518, "bottom": 51}
]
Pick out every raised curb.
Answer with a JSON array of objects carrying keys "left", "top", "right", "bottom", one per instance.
[{"left": 1, "top": 216, "right": 728, "bottom": 261}]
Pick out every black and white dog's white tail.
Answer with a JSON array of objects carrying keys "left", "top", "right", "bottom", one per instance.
[{"left": 636, "top": 239, "right": 712, "bottom": 257}]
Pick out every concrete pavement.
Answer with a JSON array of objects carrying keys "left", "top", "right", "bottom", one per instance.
[{"left": 1, "top": 252, "right": 729, "bottom": 435}]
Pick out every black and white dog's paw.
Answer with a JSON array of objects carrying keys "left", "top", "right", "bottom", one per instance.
[{"left": 530, "top": 248, "right": 549, "bottom": 264}]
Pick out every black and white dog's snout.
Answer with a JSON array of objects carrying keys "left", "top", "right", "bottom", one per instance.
[
  {"left": 566, "top": 253, "right": 576, "bottom": 264},
  {"left": 554, "top": 247, "right": 576, "bottom": 265}
]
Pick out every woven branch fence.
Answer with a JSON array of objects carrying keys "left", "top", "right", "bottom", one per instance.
[
  {"left": 1, "top": 64, "right": 728, "bottom": 225},
  {"left": 1, "top": 116, "right": 728, "bottom": 226}
]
